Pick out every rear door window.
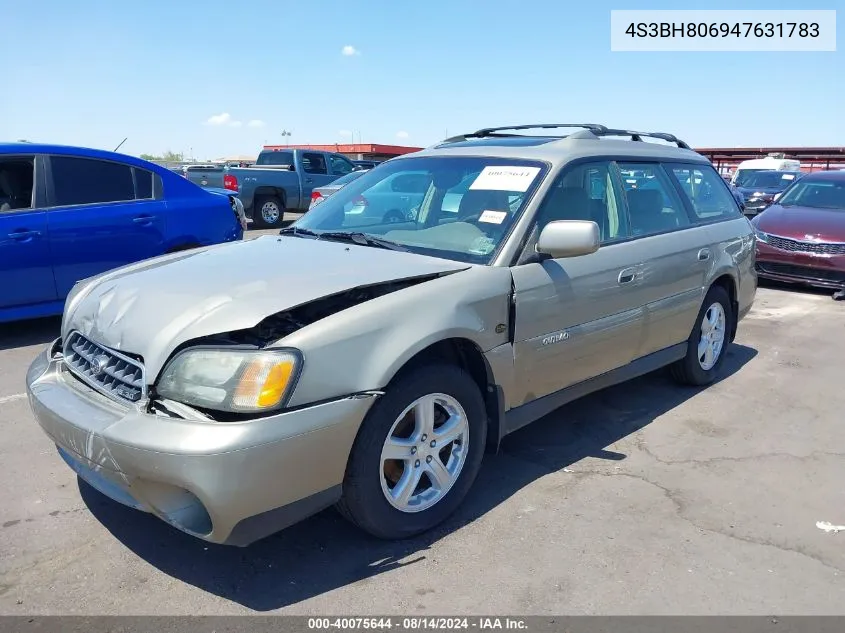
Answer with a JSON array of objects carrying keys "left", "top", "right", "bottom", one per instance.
[
  {"left": 50, "top": 156, "right": 135, "bottom": 206},
  {"left": 302, "top": 153, "right": 328, "bottom": 175},
  {"left": 667, "top": 163, "right": 742, "bottom": 221},
  {"left": 617, "top": 163, "right": 690, "bottom": 236}
]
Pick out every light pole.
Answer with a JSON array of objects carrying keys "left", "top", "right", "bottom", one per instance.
[{"left": 281, "top": 129, "right": 292, "bottom": 145}]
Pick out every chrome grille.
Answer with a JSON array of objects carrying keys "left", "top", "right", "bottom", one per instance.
[
  {"left": 63, "top": 332, "right": 146, "bottom": 403},
  {"left": 767, "top": 235, "right": 845, "bottom": 255}
]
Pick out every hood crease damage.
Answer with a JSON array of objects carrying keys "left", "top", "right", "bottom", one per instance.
[{"left": 171, "top": 271, "right": 456, "bottom": 351}]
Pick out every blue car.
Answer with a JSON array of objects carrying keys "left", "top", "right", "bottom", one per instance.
[{"left": 0, "top": 143, "right": 244, "bottom": 323}]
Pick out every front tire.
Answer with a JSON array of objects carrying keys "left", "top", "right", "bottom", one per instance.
[
  {"left": 670, "top": 285, "right": 733, "bottom": 386},
  {"left": 252, "top": 195, "right": 285, "bottom": 229},
  {"left": 336, "top": 364, "right": 487, "bottom": 539}
]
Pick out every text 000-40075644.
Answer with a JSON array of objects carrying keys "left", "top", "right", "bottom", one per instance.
[{"left": 306, "top": 618, "right": 530, "bottom": 631}]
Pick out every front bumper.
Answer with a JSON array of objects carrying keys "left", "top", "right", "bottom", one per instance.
[
  {"left": 755, "top": 244, "right": 845, "bottom": 289},
  {"left": 26, "top": 341, "right": 377, "bottom": 546}
]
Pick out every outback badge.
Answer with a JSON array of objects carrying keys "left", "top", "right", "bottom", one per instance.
[{"left": 542, "top": 331, "right": 570, "bottom": 346}]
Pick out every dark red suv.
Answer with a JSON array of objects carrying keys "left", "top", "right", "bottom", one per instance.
[{"left": 752, "top": 170, "right": 845, "bottom": 289}]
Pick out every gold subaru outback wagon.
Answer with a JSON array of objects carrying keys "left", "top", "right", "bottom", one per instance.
[{"left": 27, "top": 124, "right": 756, "bottom": 546}]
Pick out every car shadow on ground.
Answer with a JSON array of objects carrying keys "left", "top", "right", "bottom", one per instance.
[
  {"left": 80, "top": 343, "right": 757, "bottom": 612},
  {"left": 0, "top": 317, "right": 61, "bottom": 352}
]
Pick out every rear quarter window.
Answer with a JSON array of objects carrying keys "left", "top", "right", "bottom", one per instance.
[
  {"left": 668, "top": 163, "right": 742, "bottom": 221},
  {"left": 134, "top": 168, "right": 155, "bottom": 199}
]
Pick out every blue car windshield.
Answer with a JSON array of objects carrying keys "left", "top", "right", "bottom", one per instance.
[{"left": 292, "top": 156, "right": 548, "bottom": 264}]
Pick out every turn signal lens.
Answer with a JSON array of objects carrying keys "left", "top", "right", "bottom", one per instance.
[{"left": 233, "top": 358, "right": 296, "bottom": 409}]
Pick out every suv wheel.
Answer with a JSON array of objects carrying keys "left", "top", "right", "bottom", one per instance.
[
  {"left": 670, "top": 285, "right": 733, "bottom": 386},
  {"left": 336, "top": 364, "right": 487, "bottom": 539},
  {"left": 253, "top": 196, "right": 285, "bottom": 229}
]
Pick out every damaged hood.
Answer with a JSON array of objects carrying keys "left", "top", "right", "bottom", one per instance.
[{"left": 63, "top": 235, "right": 470, "bottom": 378}]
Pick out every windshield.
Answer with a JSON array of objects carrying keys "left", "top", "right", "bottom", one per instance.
[
  {"left": 777, "top": 179, "right": 845, "bottom": 210},
  {"left": 329, "top": 171, "right": 366, "bottom": 186},
  {"left": 292, "top": 156, "right": 548, "bottom": 264},
  {"left": 734, "top": 169, "right": 767, "bottom": 187},
  {"left": 741, "top": 171, "right": 799, "bottom": 190}
]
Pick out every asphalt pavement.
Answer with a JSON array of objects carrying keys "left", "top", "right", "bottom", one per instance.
[{"left": 1, "top": 263, "right": 844, "bottom": 614}]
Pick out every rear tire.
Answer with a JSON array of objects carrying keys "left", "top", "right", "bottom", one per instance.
[
  {"left": 336, "top": 364, "right": 487, "bottom": 539},
  {"left": 670, "top": 285, "right": 733, "bottom": 386},
  {"left": 252, "top": 195, "right": 285, "bottom": 229}
]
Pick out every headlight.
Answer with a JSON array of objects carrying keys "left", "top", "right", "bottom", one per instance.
[
  {"left": 156, "top": 348, "right": 302, "bottom": 413},
  {"left": 754, "top": 229, "right": 769, "bottom": 243}
]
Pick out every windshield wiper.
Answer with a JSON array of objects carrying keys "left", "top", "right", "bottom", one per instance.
[
  {"left": 278, "top": 226, "right": 320, "bottom": 238},
  {"left": 279, "top": 227, "right": 407, "bottom": 251},
  {"left": 318, "top": 231, "right": 408, "bottom": 251}
]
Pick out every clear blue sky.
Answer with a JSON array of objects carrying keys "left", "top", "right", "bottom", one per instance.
[{"left": 2, "top": 0, "right": 843, "bottom": 159}]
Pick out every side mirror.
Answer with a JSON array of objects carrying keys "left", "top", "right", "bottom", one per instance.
[{"left": 536, "top": 220, "right": 600, "bottom": 259}]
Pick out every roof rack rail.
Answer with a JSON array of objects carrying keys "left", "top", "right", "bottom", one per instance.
[
  {"left": 438, "top": 123, "right": 691, "bottom": 150},
  {"left": 576, "top": 127, "right": 691, "bottom": 150},
  {"left": 441, "top": 123, "right": 608, "bottom": 144}
]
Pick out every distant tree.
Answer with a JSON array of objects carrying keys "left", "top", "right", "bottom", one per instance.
[{"left": 139, "top": 151, "right": 183, "bottom": 162}]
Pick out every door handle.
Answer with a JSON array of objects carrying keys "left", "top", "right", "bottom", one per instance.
[
  {"left": 132, "top": 215, "right": 155, "bottom": 224},
  {"left": 618, "top": 267, "right": 637, "bottom": 284},
  {"left": 698, "top": 248, "right": 711, "bottom": 261},
  {"left": 8, "top": 230, "right": 41, "bottom": 240}
]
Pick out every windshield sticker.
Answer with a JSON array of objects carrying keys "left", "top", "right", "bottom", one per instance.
[
  {"left": 468, "top": 236, "right": 497, "bottom": 255},
  {"left": 469, "top": 166, "right": 541, "bottom": 193},
  {"left": 782, "top": 174, "right": 796, "bottom": 179},
  {"left": 478, "top": 210, "right": 507, "bottom": 224}
]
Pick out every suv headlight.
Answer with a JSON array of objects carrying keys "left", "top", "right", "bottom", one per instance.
[
  {"left": 156, "top": 348, "right": 302, "bottom": 413},
  {"left": 754, "top": 228, "right": 769, "bottom": 243}
]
